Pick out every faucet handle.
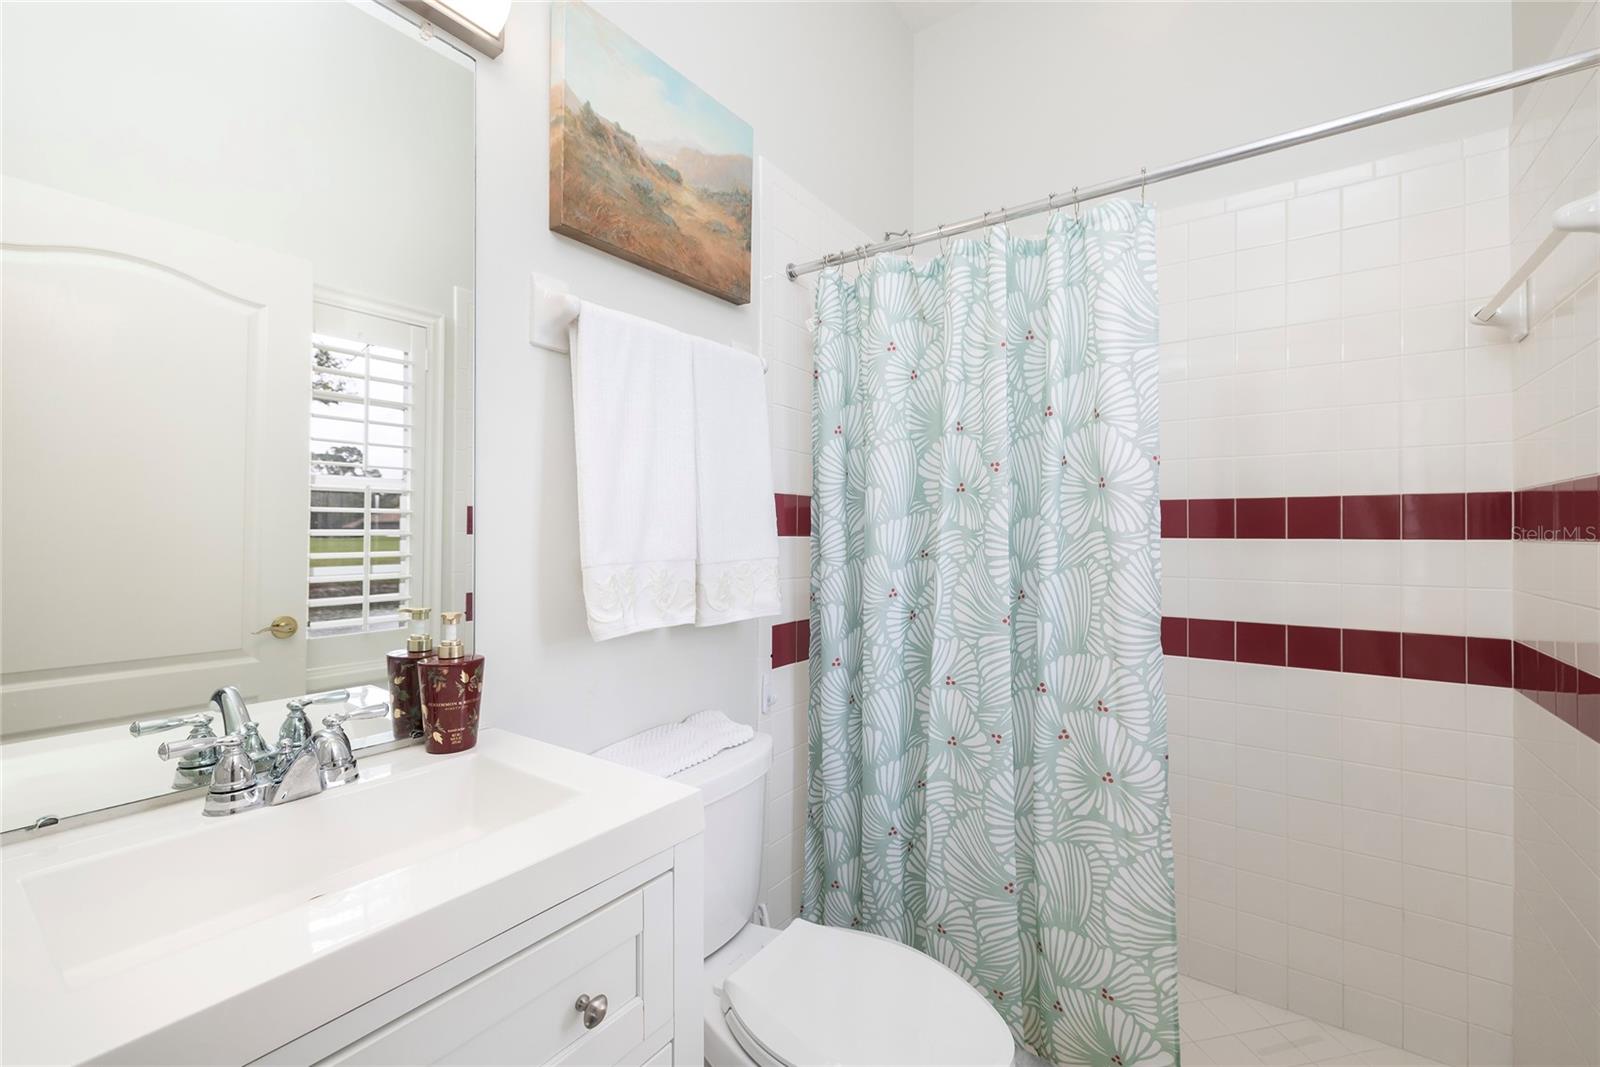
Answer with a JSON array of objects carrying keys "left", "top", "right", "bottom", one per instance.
[
  {"left": 280, "top": 690, "right": 347, "bottom": 750},
  {"left": 286, "top": 689, "right": 351, "bottom": 714},
  {"left": 130, "top": 712, "right": 214, "bottom": 737},
  {"left": 158, "top": 732, "right": 235, "bottom": 761},
  {"left": 320, "top": 701, "right": 390, "bottom": 730}
]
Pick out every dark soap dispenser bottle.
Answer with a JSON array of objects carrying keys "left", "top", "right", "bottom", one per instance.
[
  {"left": 419, "top": 610, "right": 483, "bottom": 754},
  {"left": 386, "top": 607, "right": 432, "bottom": 740}
]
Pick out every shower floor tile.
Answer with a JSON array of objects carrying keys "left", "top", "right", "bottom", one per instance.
[{"left": 1177, "top": 979, "right": 1447, "bottom": 1067}]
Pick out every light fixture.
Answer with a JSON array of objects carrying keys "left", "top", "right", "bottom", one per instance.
[{"left": 400, "top": 0, "right": 510, "bottom": 58}]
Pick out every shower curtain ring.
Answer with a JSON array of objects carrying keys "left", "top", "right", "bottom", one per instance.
[
  {"left": 1140, "top": 167, "right": 1148, "bottom": 204},
  {"left": 1072, "top": 185, "right": 1081, "bottom": 220}
]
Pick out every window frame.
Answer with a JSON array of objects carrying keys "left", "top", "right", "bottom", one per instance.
[{"left": 306, "top": 288, "right": 446, "bottom": 689}]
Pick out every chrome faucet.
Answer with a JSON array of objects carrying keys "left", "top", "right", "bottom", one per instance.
[
  {"left": 158, "top": 699, "right": 389, "bottom": 817},
  {"left": 209, "top": 686, "right": 275, "bottom": 773}
]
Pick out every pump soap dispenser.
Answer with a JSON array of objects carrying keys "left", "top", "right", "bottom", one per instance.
[
  {"left": 386, "top": 607, "right": 432, "bottom": 740},
  {"left": 418, "top": 610, "right": 482, "bottom": 754}
]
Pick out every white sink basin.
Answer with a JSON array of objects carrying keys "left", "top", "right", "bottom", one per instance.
[
  {"left": 21, "top": 756, "right": 578, "bottom": 982},
  {"left": 1, "top": 728, "right": 704, "bottom": 1066}
]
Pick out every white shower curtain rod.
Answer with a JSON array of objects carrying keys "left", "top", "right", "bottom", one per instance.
[{"left": 786, "top": 48, "right": 1600, "bottom": 280}]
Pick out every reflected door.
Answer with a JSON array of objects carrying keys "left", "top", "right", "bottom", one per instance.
[{"left": 1, "top": 180, "right": 312, "bottom": 732}]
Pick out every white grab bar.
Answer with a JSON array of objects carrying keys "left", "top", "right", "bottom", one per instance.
[{"left": 1471, "top": 191, "right": 1600, "bottom": 337}]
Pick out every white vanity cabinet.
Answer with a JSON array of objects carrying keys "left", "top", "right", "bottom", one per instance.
[
  {"left": 251, "top": 849, "right": 697, "bottom": 1067},
  {"left": 2, "top": 733, "right": 705, "bottom": 1067}
]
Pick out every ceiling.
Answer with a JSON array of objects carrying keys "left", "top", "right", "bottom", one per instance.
[{"left": 891, "top": 1, "right": 975, "bottom": 34}]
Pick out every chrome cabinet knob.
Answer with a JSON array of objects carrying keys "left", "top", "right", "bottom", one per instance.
[{"left": 574, "top": 993, "right": 607, "bottom": 1029}]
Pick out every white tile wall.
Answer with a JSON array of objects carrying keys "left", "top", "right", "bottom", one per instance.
[
  {"left": 1157, "top": 132, "right": 1515, "bottom": 506},
  {"left": 1159, "top": 133, "right": 1521, "bottom": 1067},
  {"left": 1509, "top": 5, "right": 1600, "bottom": 1066},
  {"left": 754, "top": 158, "right": 867, "bottom": 927}
]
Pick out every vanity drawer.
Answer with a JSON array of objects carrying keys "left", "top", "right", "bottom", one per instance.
[{"left": 318, "top": 876, "right": 673, "bottom": 1066}]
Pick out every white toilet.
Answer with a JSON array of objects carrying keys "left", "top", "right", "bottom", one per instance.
[{"left": 666, "top": 732, "right": 1016, "bottom": 1067}]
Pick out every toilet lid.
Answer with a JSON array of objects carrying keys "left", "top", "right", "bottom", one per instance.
[{"left": 721, "top": 920, "right": 1014, "bottom": 1067}]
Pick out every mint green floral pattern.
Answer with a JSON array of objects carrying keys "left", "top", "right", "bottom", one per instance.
[{"left": 804, "top": 204, "right": 1178, "bottom": 1067}]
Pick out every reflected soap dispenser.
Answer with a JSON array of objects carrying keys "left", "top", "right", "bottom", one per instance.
[
  {"left": 418, "top": 611, "right": 482, "bottom": 754},
  {"left": 386, "top": 607, "right": 432, "bottom": 740}
]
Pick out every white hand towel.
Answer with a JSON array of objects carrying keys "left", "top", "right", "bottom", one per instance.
[
  {"left": 593, "top": 709, "right": 755, "bottom": 779},
  {"left": 691, "top": 339, "right": 780, "bottom": 626},
  {"left": 569, "top": 302, "right": 696, "bottom": 640}
]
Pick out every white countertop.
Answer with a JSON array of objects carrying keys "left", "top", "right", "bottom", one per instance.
[{"left": 0, "top": 729, "right": 703, "bottom": 1066}]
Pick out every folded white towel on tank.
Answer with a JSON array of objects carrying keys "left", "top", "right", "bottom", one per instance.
[{"left": 593, "top": 709, "right": 755, "bottom": 778}]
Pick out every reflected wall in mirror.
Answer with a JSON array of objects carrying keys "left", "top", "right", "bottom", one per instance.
[{"left": 0, "top": 0, "right": 475, "bottom": 831}]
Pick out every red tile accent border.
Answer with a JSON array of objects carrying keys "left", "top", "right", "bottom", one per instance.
[
  {"left": 1160, "top": 500, "right": 1188, "bottom": 539},
  {"left": 1237, "top": 622, "right": 1286, "bottom": 665},
  {"left": 1163, "top": 617, "right": 1598, "bottom": 743},
  {"left": 1189, "top": 499, "right": 1235, "bottom": 539},
  {"left": 1467, "top": 492, "right": 1511, "bottom": 540},
  {"left": 1403, "top": 493, "right": 1465, "bottom": 540},
  {"left": 1515, "top": 475, "right": 1600, "bottom": 542},
  {"left": 1237, "top": 499, "right": 1286, "bottom": 539},
  {"left": 1344, "top": 628, "right": 1401, "bottom": 677},
  {"left": 1467, "top": 636, "right": 1512, "bottom": 687},
  {"left": 775, "top": 494, "right": 811, "bottom": 537},
  {"left": 1189, "top": 618, "right": 1235, "bottom": 661},
  {"left": 1288, "top": 496, "right": 1341, "bottom": 539},
  {"left": 464, "top": 591, "right": 474, "bottom": 623},
  {"left": 465, "top": 504, "right": 474, "bottom": 536},
  {"left": 1402, "top": 632, "right": 1465, "bottom": 684},
  {"left": 1158, "top": 483, "right": 1600, "bottom": 541},
  {"left": 1288, "top": 625, "right": 1341, "bottom": 671},
  {"left": 1160, "top": 616, "right": 1187, "bottom": 656},
  {"left": 1343, "top": 495, "right": 1402, "bottom": 540},
  {"left": 770, "top": 618, "right": 810, "bottom": 668}
]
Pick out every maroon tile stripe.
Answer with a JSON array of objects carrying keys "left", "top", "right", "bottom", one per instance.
[
  {"left": 1159, "top": 485, "right": 1596, "bottom": 541},
  {"left": 1515, "top": 475, "right": 1599, "bottom": 542},
  {"left": 771, "top": 618, "right": 810, "bottom": 669},
  {"left": 775, "top": 493, "right": 811, "bottom": 537},
  {"left": 770, "top": 495, "right": 812, "bottom": 666},
  {"left": 1162, "top": 616, "right": 1598, "bottom": 742}
]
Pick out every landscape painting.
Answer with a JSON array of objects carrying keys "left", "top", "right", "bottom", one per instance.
[{"left": 550, "top": 2, "right": 753, "bottom": 304}]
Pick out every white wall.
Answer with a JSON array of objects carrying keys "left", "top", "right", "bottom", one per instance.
[
  {"left": 473, "top": 2, "right": 912, "bottom": 751},
  {"left": 910, "top": 2, "right": 1512, "bottom": 231},
  {"left": 1508, "top": 5, "right": 1600, "bottom": 1066},
  {"left": 0, "top": 1, "right": 474, "bottom": 319}
]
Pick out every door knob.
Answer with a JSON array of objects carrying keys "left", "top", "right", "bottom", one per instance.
[
  {"left": 253, "top": 616, "right": 298, "bottom": 639},
  {"left": 574, "top": 992, "right": 607, "bottom": 1029}
]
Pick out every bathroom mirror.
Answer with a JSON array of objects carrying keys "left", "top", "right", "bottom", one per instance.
[{"left": 0, "top": 1, "right": 476, "bottom": 832}]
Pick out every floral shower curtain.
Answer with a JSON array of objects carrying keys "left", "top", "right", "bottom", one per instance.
[{"left": 803, "top": 203, "right": 1178, "bottom": 1067}]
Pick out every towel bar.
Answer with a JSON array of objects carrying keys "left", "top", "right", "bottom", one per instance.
[
  {"left": 1471, "top": 191, "right": 1599, "bottom": 341},
  {"left": 530, "top": 273, "right": 767, "bottom": 371}
]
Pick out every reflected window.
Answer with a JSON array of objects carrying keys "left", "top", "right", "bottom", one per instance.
[{"left": 307, "top": 312, "right": 418, "bottom": 638}]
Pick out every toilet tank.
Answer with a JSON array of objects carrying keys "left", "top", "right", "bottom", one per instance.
[{"left": 670, "top": 731, "right": 774, "bottom": 955}]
